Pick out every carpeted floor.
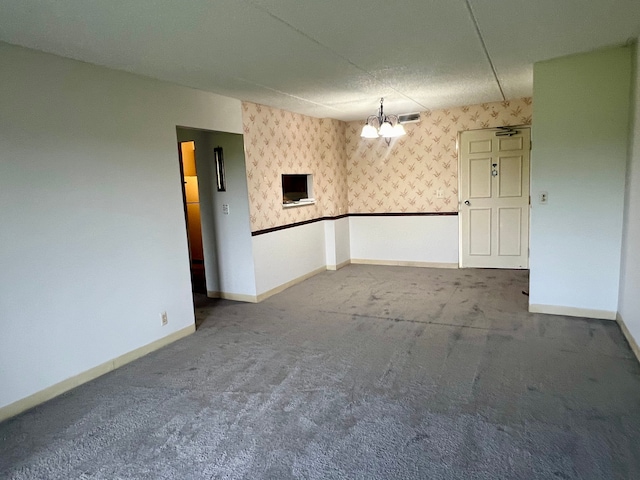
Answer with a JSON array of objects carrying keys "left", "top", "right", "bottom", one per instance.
[{"left": 2, "top": 265, "right": 640, "bottom": 479}]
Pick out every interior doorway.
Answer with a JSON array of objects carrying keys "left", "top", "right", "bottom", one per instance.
[
  {"left": 178, "top": 140, "right": 206, "bottom": 293},
  {"left": 458, "top": 127, "right": 531, "bottom": 269},
  {"left": 175, "top": 126, "right": 255, "bottom": 308}
]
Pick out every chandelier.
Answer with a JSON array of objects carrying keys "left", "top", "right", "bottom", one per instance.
[{"left": 360, "top": 97, "right": 406, "bottom": 143}]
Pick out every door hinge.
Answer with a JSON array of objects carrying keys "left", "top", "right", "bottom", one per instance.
[{"left": 529, "top": 140, "right": 532, "bottom": 150}]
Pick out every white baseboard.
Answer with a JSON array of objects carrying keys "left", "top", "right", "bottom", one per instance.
[
  {"left": 617, "top": 313, "right": 640, "bottom": 364},
  {"left": 326, "top": 259, "right": 351, "bottom": 271},
  {"left": 235, "top": 261, "right": 350, "bottom": 304},
  {"left": 350, "top": 259, "right": 459, "bottom": 269},
  {"left": 528, "top": 304, "right": 616, "bottom": 320},
  {"left": 207, "top": 291, "right": 258, "bottom": 303},
  {"left": 256, "top": 266, "right": 327, "bottom": 302},
  {"left": 213, "top": 259, "right": 454, "bottom": 306},
  {"left": 0, "top": 324, "right": 195, "bottom": 423}
]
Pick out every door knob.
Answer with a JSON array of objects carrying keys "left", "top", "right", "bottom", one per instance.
[{"left": 464, "top": 200, "right": 471, "bottom": 206}]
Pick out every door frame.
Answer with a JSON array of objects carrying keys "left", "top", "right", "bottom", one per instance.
[{"left": 456, "top": 125, "right": 532, "bottom": 268}]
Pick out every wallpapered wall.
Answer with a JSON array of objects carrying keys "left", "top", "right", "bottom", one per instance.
[
  {"left": 242, "top": 102, "right": 348, "bottom": 232},
  {"left": 242, "top": 98, "right": 532, "bottom": 231},
  {"left": 345, "top": 97, "right": 532, "bottom": 213}
]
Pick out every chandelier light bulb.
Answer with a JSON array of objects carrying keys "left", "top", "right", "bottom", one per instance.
[
  {"left": 378, "top": 121, "right": 395, "bottom": 138},
  {"left": 360, "top": 124, "right": 379, "bottom": 138},
  {"left": 390, "top": 123, "right": 406, "bottom": 137},
  {"left": 359, "top": 97, "right": 406, "bottom": 143}
]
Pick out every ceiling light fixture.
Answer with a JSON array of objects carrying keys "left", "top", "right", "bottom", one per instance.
[{"left": 361, "top": 97, "right": 406, "bottom": 145}]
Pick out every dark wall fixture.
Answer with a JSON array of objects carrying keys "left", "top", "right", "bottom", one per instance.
[{"left": 214, "top": 146, "right": 225, "bottom": 192}]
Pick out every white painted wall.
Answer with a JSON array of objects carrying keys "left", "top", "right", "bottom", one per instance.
[
  {"left": 530, "top": 46, "right": 632, "bottom": 319},
  {"left": 253, "top": 214, "right": 458, "bottom": 296},
  {"left": 324, "top": 217, "right": 350, "bottom": 269},
  {"left": 252, "top": 221, "right": 326, "bottom": 296},
  {"left": 349, "top": 215, "right": 459, "bottom": 266},
  {"left": 208, "top": 132, "right": 256, "bottom": 297},
  {"left": 334, "top": 217, "right": 351, "bottom": 267},
  {"left": 0, "top": 43, "right": 243, "bottom": 409},
  {"left": 324, "top": 221, "right": 338, "bottom": 268},
  {"left": 619, "top": 42, "right": 640, "bottom": 342}
]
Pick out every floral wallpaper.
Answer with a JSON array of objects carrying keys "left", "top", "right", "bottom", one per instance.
[
  {"left": 242, "top": 97, "right": 532, "bottom": 231},
  {"left": 345, "top": 97, "right": 532, "bottom": 213},
  {"left": 242, "top": 102, "right": 348, "bottom": 232}
]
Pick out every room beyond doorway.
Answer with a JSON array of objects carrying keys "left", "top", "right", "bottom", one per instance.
[
  {"left": 175, "top": 126, "right": 256, "bottom": 303},
  {"left": 178, "top": 140, "right": 206, "bottom": 294}
]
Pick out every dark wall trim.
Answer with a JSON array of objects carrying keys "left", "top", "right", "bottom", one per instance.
[
  {"left": 347, "top": 212, "right": 457, "bottom": 217},
  {"left": 251, "top": 212, "right": 458, "bottom": 236},
  {"left": 251, "top": 214, "right": 348, "bottom": 236}
]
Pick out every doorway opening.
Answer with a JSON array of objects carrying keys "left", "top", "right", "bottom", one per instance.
[
  {"left": 178, "top": 140, "right": 206, "bottom": 294},
  {"left": 175, "top": 126, "right": 256, "bottom": 324}
]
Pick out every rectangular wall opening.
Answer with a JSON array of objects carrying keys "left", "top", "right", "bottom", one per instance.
[{"left": 282, "top": 173, "right": 314, "bottom": 206}]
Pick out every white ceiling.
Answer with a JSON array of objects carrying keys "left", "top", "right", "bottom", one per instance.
[{"left": 0, "top": 0, "right": 638, "bottom": 121}]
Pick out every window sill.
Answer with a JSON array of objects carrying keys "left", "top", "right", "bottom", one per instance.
[{"left": 283, "top": 199, "right": 316, "bottom": 209}]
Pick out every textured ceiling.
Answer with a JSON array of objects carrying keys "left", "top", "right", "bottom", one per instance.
[{"left": 0, "top": 0, "right": 638, "bottom": 121}]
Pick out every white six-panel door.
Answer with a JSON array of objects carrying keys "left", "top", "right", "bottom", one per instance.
[{"left": 459, "top": 128, "right": 530, "bottom": 269}]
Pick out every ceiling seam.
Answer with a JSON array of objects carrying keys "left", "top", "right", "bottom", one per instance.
[
  {"left": 244, "top": 0, "right": 428, "bottom": 111},
  {"left": 464, "top": 0, "right": 506, "bottom": 101},
  {"left": 235, "top": 77, "right": 346, "bottom": 113}
]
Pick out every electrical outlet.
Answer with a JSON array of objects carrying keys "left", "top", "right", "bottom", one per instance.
[
  {"left": 539, "top": 192, "right": 548, "bottom": 204},
  {"left": 161, "top": 311, "right": 168, "bottom": 326},
  {"left": 436, "top": 189, "right": 444, "bottom": 198}
]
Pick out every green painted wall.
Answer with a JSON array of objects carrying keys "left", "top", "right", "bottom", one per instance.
[
  {"left": 619, "top": 41, "right": 640, "bottom": 345},
  {"left": 530, "top": 46, "right": 632, "bottom": 316}
]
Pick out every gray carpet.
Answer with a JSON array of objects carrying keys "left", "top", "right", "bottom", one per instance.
[{"left": 2, "top": 265, "right": 640, "bottom": 479}]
